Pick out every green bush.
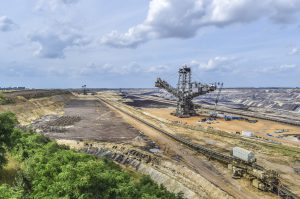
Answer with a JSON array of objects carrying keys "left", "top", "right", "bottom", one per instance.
[
  {"left": 0, "top": 112, "right": 183, "bottom": 199},
  {"left": 0, "top": 184, "right": 23, "bottom": 199},
  {"left": 14, "top": 135, "right": 182, "bottom": 198},
  {"left": 0, "top": 112, "right": 18, "bottom": 169}
]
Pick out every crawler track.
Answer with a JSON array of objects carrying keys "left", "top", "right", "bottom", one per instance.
[{"left": 98, "top": 97, "right": 299, "bottom": 199}]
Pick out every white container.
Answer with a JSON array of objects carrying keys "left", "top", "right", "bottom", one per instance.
[
  {"left": 242, "top": 131, "right": 253, "bottom": 137},
  {"left": 192, "top": 88, "right": 199, "bottom": 93},
  {"left": 232, "top": 147, "right": 256, "bottom": 163}
]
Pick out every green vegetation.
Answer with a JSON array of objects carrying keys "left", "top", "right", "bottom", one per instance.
[
  {"left": 0, "top": 112, "right": 183, "bottom": 199},
  {"left": 0, "top": 112, "right": 18, "bottom": 169},
  {"left": 0, "top": 184, "right": 23, "bottom": 199},
  {"left": 0, "top": 93, "right": 14, "bottom": 105},
  {"left": 0, "top": 155, "right": 20, "bottom": 185}
]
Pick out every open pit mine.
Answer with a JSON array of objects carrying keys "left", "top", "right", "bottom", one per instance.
[{"left": 0, "top": 66, "right": 299, "bottom": 199}]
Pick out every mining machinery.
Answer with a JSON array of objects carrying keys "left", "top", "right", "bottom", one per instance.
[
  {"left": 82, "top": 85, "right": 87, "bottom": 95},
  {"left": 98, "top": 97, "right": 298, "bottom": 199},
  {"left": 210, "top": 82, "right": 223, "bottom": 118},
  {"left": 155, "top": 65, "right": 217, "bottom": 117}
]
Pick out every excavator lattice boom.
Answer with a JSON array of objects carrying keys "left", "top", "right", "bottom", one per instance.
[{"left": 155, "top": 65, "right": 217, "bottom": 118}]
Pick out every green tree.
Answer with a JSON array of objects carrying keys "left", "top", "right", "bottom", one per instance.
[
  {"left": 4, "top": 126, "right": 184, "bottom": 199},
  {"left": 136, "top": 176, "right": 181, "bottom": 199},
  {"left": 0, "top": 184, "right": 23, "bottom": 199},
  {"left": 0, "top": 112, "right": 18, "bottom": 169},
  {"left": 22, "top": 145, "right": 136, "bottom": 199}
]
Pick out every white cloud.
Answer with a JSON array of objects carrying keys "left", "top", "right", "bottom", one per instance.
[
  {"left": 191, "top": 56, "right": 236, "bottom": 72},
  {"left": 29, "top": 27, "right": 89, "bottom": 59},
  {"left": 0, "top": 61, "right": 75, "bottom": 78},
  {"left": 79, "top": 63, "right": 112, "bottom": 76},
  {"left": 146, "top": 65, "right": 170, "bottom": 73},
  {"left": 0, "top": 16, "right": 17, "bottom": 32},
  {"left": 101, "top": 0, "right": 300, "bottom": 48},
  {"left": 79, "top": 62, "right": 170, "bottom": 76},
  {"left": 114, "top": 62, "right": 143, "bottom": 74},
  {"left": 101, "top": 26, "right": 152, "bottom": 48},
  {"left": 289, "top": 47, "right": 299, "bottom": 55},
  {"left": 35, "top": 0, "right": 79, "bottom": 11},
  {"left": 260, "top": 64, "right": 298, "bottom": 73},
  {"left": 79, "top": 62, "right": 143, "bottom": 75},
  {"left": 278, "top": 64, "right": 297, "bottom": 70},
  {"left": 3, "top": 61, "right": 169, "bottom": 78}
]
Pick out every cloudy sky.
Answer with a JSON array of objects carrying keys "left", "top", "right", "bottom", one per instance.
[{"left": 0, "top": 0, "right": 299, "bottom": 88}]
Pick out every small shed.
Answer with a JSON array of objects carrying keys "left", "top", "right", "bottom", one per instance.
[
  {"left": 232, "top": 147, "right": 256, "bottom": 163},
  {"left": 241, "top": 131, "right": 253, "bottom": 137}
]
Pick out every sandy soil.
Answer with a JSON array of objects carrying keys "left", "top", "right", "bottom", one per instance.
[
  {"left": 143, "top": 108, "right": 300, "bottom": 146},
  {"left": 0, "top": 94, "right": 71, "bottom": 125},
  {"left": 101, "top": 95, "right": 278, "bottom": 199},
  {"left": 2, "top": 91, "right": 295, "bottom": 198},
  {"left": 99, "top": 92, "right": 299, "bottom": 197},
  {"left": 139, "top": 107, "right": 300, "bottom": 196}
]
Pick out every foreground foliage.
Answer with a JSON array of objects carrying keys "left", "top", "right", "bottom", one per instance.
[
  {"left": 0, "top": 112, "right": 183, "bottom": 199},
  {"left": 0, "top": 112, "right": 18, "bottom": 169}
]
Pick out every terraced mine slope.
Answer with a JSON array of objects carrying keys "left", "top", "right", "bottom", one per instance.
[
  {"left": 0, "top": 90, "right": 72, "bottom": 125},
  {"left": 1, "top": 89, "right": 299, "bottom": 199},
  {"left": 158, "top": 88, "right": 300, "bottom": 113}
]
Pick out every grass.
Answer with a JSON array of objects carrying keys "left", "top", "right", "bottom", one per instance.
[{"left": 0, "top": 154, "right": 20, "bottom": 185}]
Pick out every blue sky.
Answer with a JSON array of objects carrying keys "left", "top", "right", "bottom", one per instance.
[{"left": 0, "top": 0, "right": 299, "bottom": 88}]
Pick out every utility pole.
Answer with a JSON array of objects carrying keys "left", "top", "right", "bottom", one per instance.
[
  {"left": 82, "top": 85, "right": 87, "bottom": 95},
  {"left": 155, "top": 65, "right": 217, "bottom": 118}
]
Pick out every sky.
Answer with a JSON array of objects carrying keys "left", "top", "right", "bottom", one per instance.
[{"left": 0, "top": 0, "right": 299, "bottom": 88}]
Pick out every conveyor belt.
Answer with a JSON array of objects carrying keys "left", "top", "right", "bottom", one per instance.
[{"left": 98, "top": 97, "right": 299, "bottom": 199}]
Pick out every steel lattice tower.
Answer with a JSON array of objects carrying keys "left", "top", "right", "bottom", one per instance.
[{"left": 155, "top": 65, "right": 217, "bottom": 117}]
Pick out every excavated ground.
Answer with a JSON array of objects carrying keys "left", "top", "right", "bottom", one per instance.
[
  {"left": 123, "top": 95, "right": 175, "bottom": 108},
  {"left": 142, "top": 108, "right": 300, "bottom": 145},
  {"left": 2, "top": 91, "right": 297, "bottom": 198},
  {"left": 99, "top": 92, "right": 279, "bottom": 199},
  {"left": 40, "top": 97, "right": 140, "bottom": 142},
  {"left": 115, "top": 93, "right": 300, "bottom": 196},
  {"left": 2, "top": 92, "right": 217, "bottom": 198},
  {"left": 0, "top": 93, "right": 72, "bottom": 125},
  {"left": 21, "top": 94, "right": 236, "bottom": 198},
  {"left": 3, "top": 89, "right": 70, "bottom": 100}
]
